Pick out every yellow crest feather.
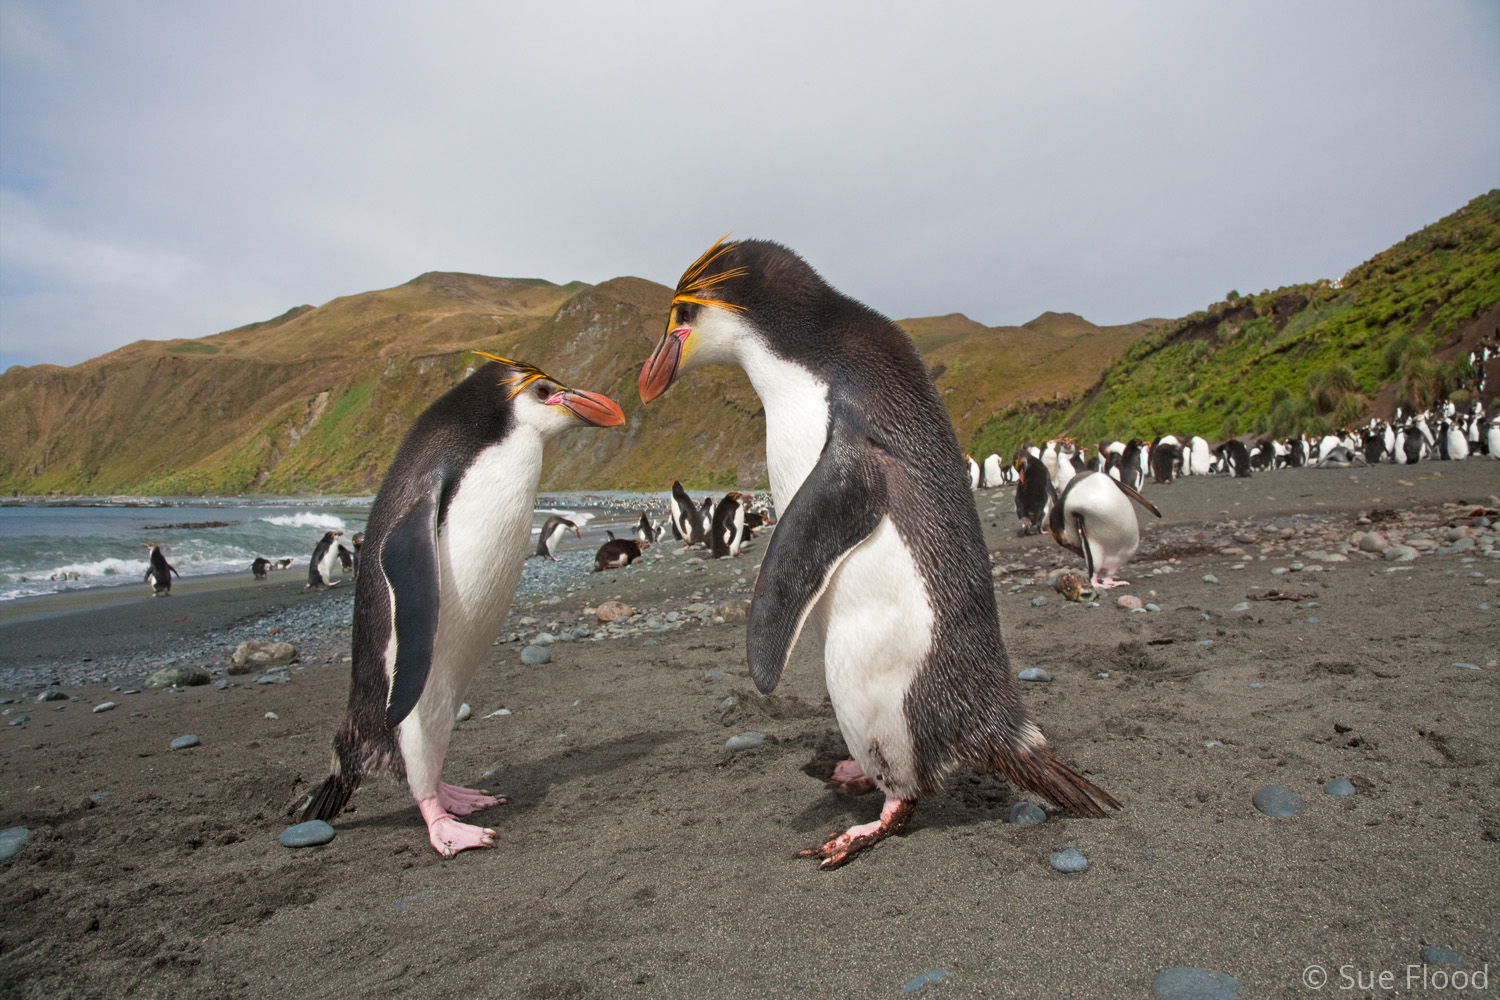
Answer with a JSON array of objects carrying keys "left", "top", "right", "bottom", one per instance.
[
  {"left": 672, "top": 234, "right": 746, "bottom": 313},
  {"left": 471, "top": 351, "right": 556, "bottom": 399}
]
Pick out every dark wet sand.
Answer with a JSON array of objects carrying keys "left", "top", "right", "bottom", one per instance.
[{"left": 2, "top": 462, "right": 1497, "bottom": 998}]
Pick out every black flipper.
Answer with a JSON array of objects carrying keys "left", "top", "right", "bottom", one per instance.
[
  {"left": 380, "top": 488, "right": 443, "bottom": 730},
  {"left": 746, "top": 427, "right": 888, "bottom": 694},
  {"left": 1074, "top": 512, "right": 1097, "bottom": 582},
  {"left": 1110, "top": 478, "right": 1162, "bottom": 518}
]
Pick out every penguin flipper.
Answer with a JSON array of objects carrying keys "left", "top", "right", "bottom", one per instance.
[
  {"left": 1074, "top": 513, "right": 1097, "bottom": 583},
  {"left": 380, "top": 490, "right": 442, "bottom": 730},
  {"left": 1109, "top": 478, "right": 1162, "bottom": 518},
  {"left": 747, "top": 431, "right": 887, "bottom": 694}
]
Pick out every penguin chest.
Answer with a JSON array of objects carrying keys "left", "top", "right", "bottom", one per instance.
[
  {"left": 817, "top": 517, "right": 934, "bottom": 795},
  {"left": 433, "top": 436, "right": 542, "bottom": 662}
]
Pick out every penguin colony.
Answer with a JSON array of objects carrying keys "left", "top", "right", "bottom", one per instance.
[{"left": 304, "top": 238, "right": 1496, "bottom": 866}]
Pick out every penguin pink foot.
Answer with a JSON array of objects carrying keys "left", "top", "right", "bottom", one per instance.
[
  {"left": 436, "top": 781, "right": 506, "bottom": 817},
  {"left": 1091, "top": 574, "right": 1129, "bottom": 590},
  {"left": 797, "top": 796, "right": 915, "bottom": 870},
  {"left": 419, "top": 797, "right": 495, "bottom": 857},
  {"left": 829, "top": 759, "right": 877, "bottom": 794}
]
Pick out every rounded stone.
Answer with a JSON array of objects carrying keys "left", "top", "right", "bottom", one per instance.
[
  {"left": 725, "top": 732, "right": 766, "bottom": 752},
  {"left": 1007, "top": 802, "right": 1046, "bottom": 825},
  {"left": 169, "top": 734, "right": 201, "bottom": 750},
  {"left": 520, "top": 645, "right": 551, "bottom": 665},
  {"left": 1252, "top": 784, "right": 1304, "bottom": 818},
  {"left": 1117, "top": 595, "right": 1144, "bottom": 610},
  {"left": 1230, "top": 602, "right": 1250, "bottom": 613},
  {"left": 1049, "top": 848, "right": 1088, "bottom": 873},
  {"left": 455, "top": 702, "right": 472, "bottom": 723},
  {"left": 1202, "top": 574, "right": 1219, "bottom": 584},
  {"left": 92, "top": 701, "right": 117, "bottom": 714},
  {"left": 1145, "top": 603, "right": 1162, "bottom": 612},
  {"left": 1017, "top": 667, "right": 1051, "bottom": 682},
  {"left": 278, "top": 820, "right": 336, "bottom": 848},
  {"left": 1030, "top": 596, "right": 1047, "bottom": 607},
  {"left": 1420, "top": 945, "right": 1464, "bottom": 968},
  {"left": 0, "top": 827, "right": 31, "bottom": 863},
  {"left": 1322, "top": 777, "right": 1356, "bottom": 797},
  {"left": 1151, "top": 966, "right": 1241, "bottom": 1000}
]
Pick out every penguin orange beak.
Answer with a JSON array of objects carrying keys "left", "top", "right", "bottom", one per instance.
[
  {"left": 550, "top": 389, "right": 625, "bottom": 427},
  {"left": 639, "top": 326, "right": 689, "bottom": 403}
]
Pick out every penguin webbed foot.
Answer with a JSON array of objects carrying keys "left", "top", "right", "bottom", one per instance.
[
  {"left": 436, "top": 781, "right": 506, "bottom": 817},
  {"left": 797, "top": 796, "right": 914, "bottom": 870},
  {"left": 419, "top": 796, "right": 496, "bottom": 857},
  {"left": 1091, "top": 574, "right": 1129, "bottom": 590}
]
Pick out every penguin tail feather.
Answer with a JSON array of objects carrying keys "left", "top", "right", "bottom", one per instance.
[
  {"left": 301, "top": 724, "right": 399, "bottom": 823},
  {"left": 996, "top": 745, "right": 1121, "bottom": 818},
  {"left": 303, "top": 768, "right": 360, "bottom": 823}
]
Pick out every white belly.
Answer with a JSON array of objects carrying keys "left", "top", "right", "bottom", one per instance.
[{"left": 1064, "top": 474, "right": 1139, "bottom": 573}]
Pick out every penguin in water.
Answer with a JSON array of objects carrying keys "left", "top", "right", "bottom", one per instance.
[
  {"left": 535, "top": 514, "right": 580, "bottom": 561},
  {"left": 302, "top": 355, "right": 624, "bottom": 856},
  {"left": 307, "top": 530, "right": 345, "bottom": 588},
  {"left": 639, "top": 237, "right": 1118, "bottom": 868},
  {"left": 143, "top": 543, "right": 180, "bottom": 596},
  {"left": 1013, "top": 453, "right": 1050, "bottom": 535},
  {"left": 594, "top": 532, "right": 647, "bottom": 571},
  {"left": 710, "top": 492, "right": 747, "bottom": 558},
  {"left": 252, "top": 556, "right": 271, "bottom": 580},
  {"left": 1045, "top": 471, "right": 1162, "bottom": 593}
]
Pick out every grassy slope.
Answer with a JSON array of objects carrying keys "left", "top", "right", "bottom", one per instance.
[
  {"left": 968, "top": 190, "right": 1500, "bottom": 457},
  {"left": 4, "top": 191, "right": 1494, "bottom": 494}
]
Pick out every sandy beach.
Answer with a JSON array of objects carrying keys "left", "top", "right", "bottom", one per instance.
[{"left": 2, "top": 462, "right": 1498, "bottom": 999}]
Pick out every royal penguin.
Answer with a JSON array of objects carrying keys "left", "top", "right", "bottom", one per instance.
[
  {"left": 639, "top": 237, "right": 1118, "bottom": 868},
  {"left": 143, "top": 542, "right": 180, "bottom": 596},
  {"left": 308, "top": 530, "right": 344, "bottom": 588},
  {"left": 303, "top": 356, "right": 624, "bottom": 856},
  {"left": 1445, "top": 421, "right": 1470, "bottom": 461},
  {"left": 698, "top": 496, "right": 716, "bottom": 542},
  {"left": 1187, "top": 435, "right": 1213, "bottom": 474},
  {"left": 252, "top": 556, "right": 271, "bottom": 579},
  {"left": 982, "top": 453, "right": 1004, "bottom": 489},
  {"left": 966, "top": 454, "right": 981, "bottom": 490},
  {"left": 1045, "top": 471, "right": 1162, "bottom": 592},
  {"left": 668, "top": 480, "right": 699, "bottom": 544},
  {"left": 634, "top": 512, "right": 660, "bottom": 545},
  {"left": 535, "top": 514, "right": 580, "bottom": 561},
  {"left": 710, "top": 491, "right": 746, "bottom": 558},
  {"left": 1118, "top": 440, "right": 1146, "bottom": 490},
  {"left": 1150, "top": 438, "right": 1182, "bottom": 483},
  {"left": 1013, "top": 453, "right": 1050, "bottom": 535},
  {"left": 1216, "top": 440, "right": 1252, "bottom": 477},
  {"left": 594, "top": 534, "right": 646, "bottom": 571}
]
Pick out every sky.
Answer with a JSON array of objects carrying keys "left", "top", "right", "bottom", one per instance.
[{"left": 1, "top": 1, "right": 1496, "bottom": 370}]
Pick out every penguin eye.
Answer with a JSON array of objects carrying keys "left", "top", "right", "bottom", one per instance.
[
  {"left": 534, "top": 382, "right": 551, "bottom": 400},
  {"left": 675, "top": 302, "right": 696, "bottom": 325}
]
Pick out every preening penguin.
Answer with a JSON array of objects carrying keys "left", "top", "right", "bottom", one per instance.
[
  {"left": 1013, "top": 453, "right": 1050, "bottom": 535},
  {"left": 307, "top": 530, "right": 345, "bottom": 588},
  {"left": 634, "top": 512, "right": 660, "bottom": 545},
  {"left": 535, "top": 514, "right": 580, "bottom": 561},
  {"left": 143, "top": 543, "right": 180, "bottom": 596},
  {"left": 252, "top": 556, "right": 271, "bottom": 579},
  {"left": 594, "top": 536, "right": 646, "bottom": 571},
  {"left": 303, "top": 356, "right": 624, "bottom": 857},
  {"left": 1045, "top": 471, "right": 1161, "bottom": 592},
  {"left": 639, "top": 237, "right": 1118, "bottom": 868}
]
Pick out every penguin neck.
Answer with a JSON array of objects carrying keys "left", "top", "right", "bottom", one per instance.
[{"left": 736, "top": 340, "right": 830, "bottom": 511}]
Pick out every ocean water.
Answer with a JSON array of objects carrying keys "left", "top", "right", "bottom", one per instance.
[{"left": 0, "top": 492, "right": 676, "bottom": 601}]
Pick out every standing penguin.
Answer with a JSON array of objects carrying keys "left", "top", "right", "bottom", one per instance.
[
  {"left": 982, "top": 453, "right": 1004, "bottom": 489},
  {"left": 710, "top": 492, "right": 747, "bottom": 558},
  {"left": 307, "top": 530, "right": 345, "bottom": 588},
  {"left": 535, "top": 514, "right": 580, "bottom": 561},
  {"left": 1013, "top": 453, "right": 1050, "bottom": 535},
  {"left": 668, "top": 480, "right": 700, "bottom": 546},
  {"left": 634, "top": 512, "right": 660, "bottom": 545},
  {"left": 303, "top": 356, "right": 624, "bottom": 856},
  {"left": 252, "top": 556, "right": 271, "bottom": 579},
  {"left": 639, "top": 238, "right": 1117, "bottom": 868},
  {"left": 1046, "top": 472, "right": 1162, "bottom": 592},
  {"left": 143, "top": 543, "right": 180, "bottom": 596},
  {"left": 698, "top": 496, "right": 715, "bottom": 542}
]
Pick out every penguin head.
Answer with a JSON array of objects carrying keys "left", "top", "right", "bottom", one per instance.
[
  {"left": 640, "top": 237, "right": 823, "bottom": 402},
  {"left": 473, "top": 353, "right": 625, "bottom": 435}
]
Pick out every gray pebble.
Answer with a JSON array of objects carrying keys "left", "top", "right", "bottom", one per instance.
[
  {"left": 1049, "top": 848, "right": 1087, "bottom": 873},
  {"left": 1145, "top": 603, "right": 1162, "bottom": 612},
  {"left": 569, "top": 627, "right": 590, "bottom": 640},
  {"left": 1420, "top": 945, "right": 1464, "bottom": 968},
  {"left": 1304, "top": 616, "right": 1319, "bottom": 624},
  {"left": 1289, "top": 562, "right": 1304, "bottom": 571},
  {"left": 1302, "top": 600, "right": 1320, "bottom": 608},
  {"left": 1151, "top": 966, "right": 1241, "bottom": 1000},
  {"left": 1230, "top": 602, "right": 1249, "bottom": 613},
  {"left": 1270, "top": 567, "right": 1288, "bottom": 576},
  {"left": 900, "top": 969, "right": 952, "bottom": 993},
  {"left": 36, "top": 689, "right": 67, "bottom": 702},
  {"left": 1017, "top": 667, "right": 1051, "bottom": 682},
  {"left": 1195, "top": 639, "right": 1214, "bottom": 646},
  {"left": 7, "top": 715, "right": 28, "bottom": 726},
  {"left": 0, "top": 827, "right": 31, "bottom": 863},
  {"left": 1248, "top": 682, "right": 1263, "bottom": 689},
  {"left": 703, "top": 669, "right": 729, "bottom": 681},
  {"left": 520, "top": 645, "right": 551, "bottom": 665},
  {"left": 278, "top": 820, "right": 336, "bottom": 848},
  {"left": 1472, "top": 572, "right": 1487, "bottom": 578},
  {"left": 1007, "top": 802, "right": 1046, "bottom": 825},
  {"left": 1479, "top": 603, "right": 1490, "bottom": 611},
  {"left": 1084, "top": 601, "right": 1099, "bottom": 609},
  {"left": 1201, "top": 574, "right": 1219, "bottom": 584},
  {"left": 1203, "top": 740, "right": 1223, "bottom": 748},
  {"left": 725, "top": 732, "right": 766, "bottom": 752},
  {"left": 532, "top": 631, "right": 557, "bottom": 646},
  {"left": 1030, "top": 596, "right": 1047, "bottom": 607},
  {"left": 1322, "top": 777, "right": 1356, "bottom": 797},
  {"left": 92, "top": 701, "right": 117, "bottom": 714},
  {"left": 717, "top": 696, "right": 735, "bottom": 711},
  {"left": 170, "top": 734, "right": 201, "bottom": 750},
  {"left": 455, "top": 702, "right": 472, "bottom": 723},
  {"left": 1252, "top": 784, "right": 1304, "bottom": 818},
  {"left": 1451, "top": 662, "right": 1479, "bottom": 670}
]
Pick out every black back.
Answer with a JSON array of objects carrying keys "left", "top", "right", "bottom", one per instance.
[
  {"left": 1014, "top": 454, "right": 1050, "bottom": 534},
  {"left": 710, "top": 494, "right": 741, "bottom": 558}
]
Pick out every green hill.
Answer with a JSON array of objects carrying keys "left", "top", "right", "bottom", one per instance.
[{"left": 3, "top": 191, "right": 1496, "bottom": 496}]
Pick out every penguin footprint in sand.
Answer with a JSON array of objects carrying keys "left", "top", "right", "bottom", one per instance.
[
  {"left": 303, "top": 355, "right": 624, "bottom": 857},
  {"left": 641, "top": 237, "right": 1118, "bottom": 869}
]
